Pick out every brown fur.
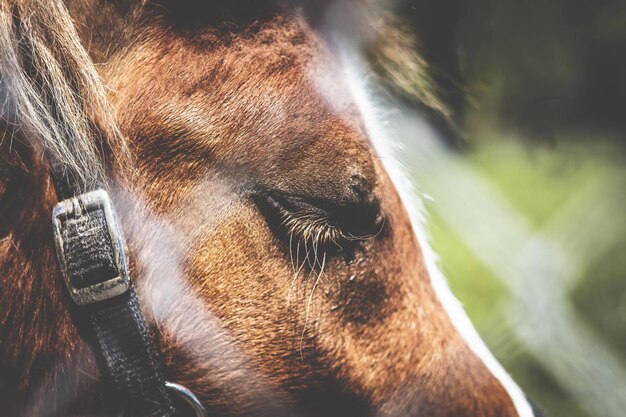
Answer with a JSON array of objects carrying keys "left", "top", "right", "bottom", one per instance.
[{"left": 1, "top": 1, "right": 519, "bottom": 416}]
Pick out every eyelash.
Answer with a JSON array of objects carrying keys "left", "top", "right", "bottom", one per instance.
[
  {"left": 278, "top": 207, "right": 344, "bottom": 249},
  {"left": 255, "top": 189, "right": 384, "bottom": 269}
]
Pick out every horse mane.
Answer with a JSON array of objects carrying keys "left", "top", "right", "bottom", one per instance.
[
  {"left": 0, "top": 1, "right": 131, "bottom": 400},
  {"left": 0, "top": 0, "right": 129, "bottom": 192}
]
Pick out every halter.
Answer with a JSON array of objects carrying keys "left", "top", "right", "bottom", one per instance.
[{"left": 49, "top": 165, "right": 207, "bottom": 417}]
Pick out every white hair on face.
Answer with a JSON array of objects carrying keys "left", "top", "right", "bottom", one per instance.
[
  {"left": 338, "top": 51, "right": 536, "bottom": 417},
  {"left": 112, "top": 181, "right": 296, "bottom": 416}
]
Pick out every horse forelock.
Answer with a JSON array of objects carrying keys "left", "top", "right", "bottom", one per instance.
[{"left": 0, "top": 0, "right": 130, "bottom": 193}]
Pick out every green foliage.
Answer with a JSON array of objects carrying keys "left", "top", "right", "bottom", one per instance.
[{"left": 421, "top": 138, "right": 626, "bottom": 417}]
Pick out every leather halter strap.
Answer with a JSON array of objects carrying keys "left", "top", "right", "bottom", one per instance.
[{"left": 49, "top": 164, "right": 177, "bottom": 417}]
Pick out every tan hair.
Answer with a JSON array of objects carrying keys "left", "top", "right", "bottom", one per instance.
[{"left": 0, "top": 0, "right": 128, "bottom": 192}]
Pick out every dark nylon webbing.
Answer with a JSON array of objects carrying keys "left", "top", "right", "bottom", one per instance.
[
  {"left": 88, "top": 292, "right": 174, "bottom": 417},
  {"left": 51, "top": 165, "right": 175, "bottom": 417}
]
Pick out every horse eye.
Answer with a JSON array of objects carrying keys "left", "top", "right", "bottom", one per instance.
[
  {"left": 254, "top": 189, "right": 385, "bottom": 256},
  {"left": 263, "top": 191, "right": 343, "bottom": 248}
]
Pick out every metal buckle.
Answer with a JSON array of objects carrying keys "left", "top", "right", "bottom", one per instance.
[{"left": 52, "top": 189, "right": 130, "bottom": 305}]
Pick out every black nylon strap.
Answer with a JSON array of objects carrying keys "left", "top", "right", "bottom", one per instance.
[
  {"left": 87, "top": 291, "right": 174, "bottom": 417},
  {"left": 50, "top": 163, "right": 175, "bottom": 417}
]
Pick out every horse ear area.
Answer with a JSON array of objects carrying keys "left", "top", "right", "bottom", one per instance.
[{"left": 366, "top": 1, "right": 466, "bottom": 148}]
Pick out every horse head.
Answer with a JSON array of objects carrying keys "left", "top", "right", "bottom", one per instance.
[{"left": 0, "top": 1, "right": 541, "bottom": 416}]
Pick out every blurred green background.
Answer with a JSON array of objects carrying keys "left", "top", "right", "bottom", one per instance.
[
  {"left": 387, "top": 1, "right": 626, "bottom": 416},
  {"left": 413, "top": 135, "right": 626, "bottom": 417}
]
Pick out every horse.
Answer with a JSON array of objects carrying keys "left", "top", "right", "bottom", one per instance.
[{"left": 0, "top": 1, "right": 543, "bottom": 416}]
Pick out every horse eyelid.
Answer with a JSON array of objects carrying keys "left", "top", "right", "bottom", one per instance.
[{"left": 255, "top": 190, "right": 346, "bottom": 249}]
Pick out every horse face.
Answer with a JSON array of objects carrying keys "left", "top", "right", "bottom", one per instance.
[{"left": 84, "top": 3, "right": 529, "bottom": 416}]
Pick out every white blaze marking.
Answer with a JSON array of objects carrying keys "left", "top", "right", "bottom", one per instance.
[{"left": 340, "top": 54, "right": 535, "bottom": 417}]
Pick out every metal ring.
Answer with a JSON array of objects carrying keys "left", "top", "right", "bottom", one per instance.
[{"left": 166, "top": 381, "right": 208, "bottom": 417}]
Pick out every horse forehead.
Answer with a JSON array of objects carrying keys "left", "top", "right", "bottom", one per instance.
[
  {"left": 137, "top": 17, "right": 358, "bottom": 126},
  {"left": 104, "top": 16, "right": 373, "bottom": 175}
]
